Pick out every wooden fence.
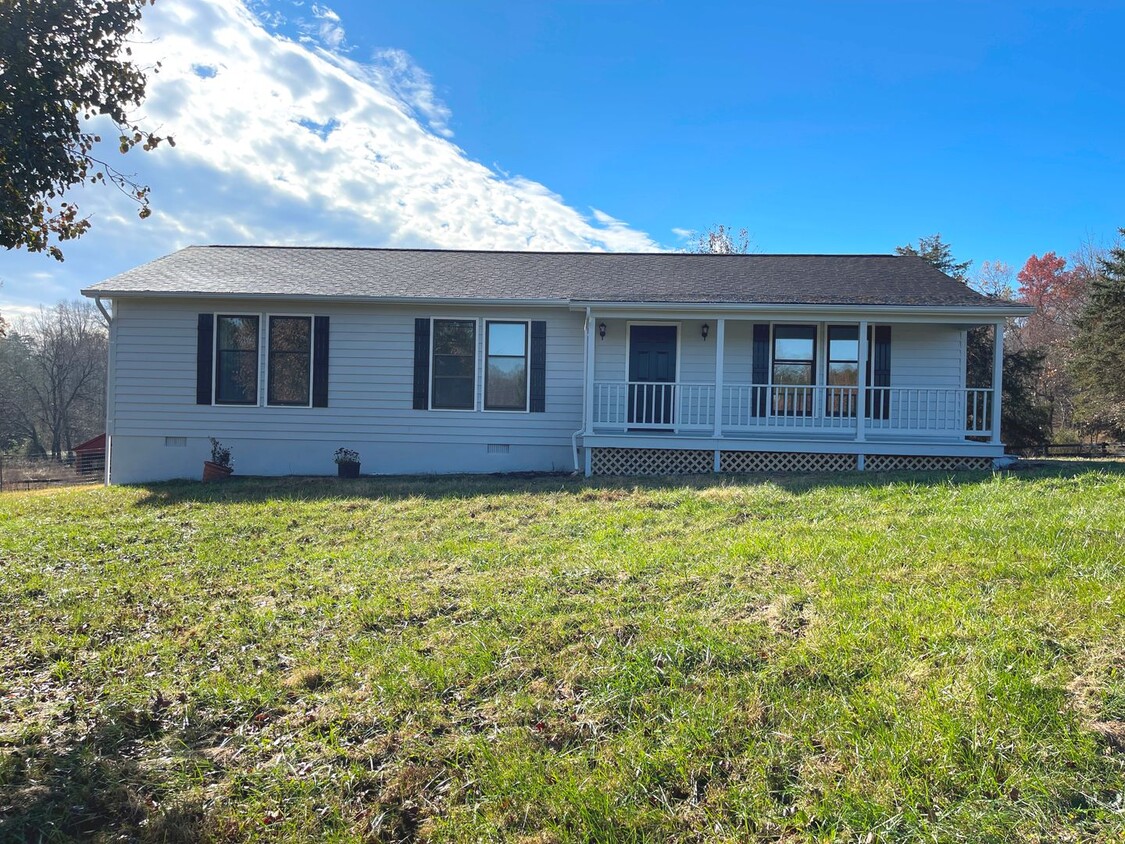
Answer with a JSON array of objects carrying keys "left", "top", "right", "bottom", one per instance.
[
  {"left": 1015, "top": 442, "right": 1125, "bottom": 459},
  {"left": 0, "top": 451, "right": 105, "bottom": 492}
]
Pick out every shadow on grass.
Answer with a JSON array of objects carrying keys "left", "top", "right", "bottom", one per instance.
[
  {"left": 128, "top": 459, "right": 1125, "bottom": 508},
  {"left": 0, "top": 706, "right": 208, "bottom": 843}
]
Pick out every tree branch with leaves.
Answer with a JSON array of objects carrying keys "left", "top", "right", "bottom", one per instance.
[{"left": 0, "top": 0, "right": 172, "bottom": 261}]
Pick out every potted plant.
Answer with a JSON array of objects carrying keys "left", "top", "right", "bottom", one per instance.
[
  {"left": 203, "top": 438, "right": 233, "bottom": 482},
  {"left": 334, "top": 447, "right": 361, "bottom": 478}
]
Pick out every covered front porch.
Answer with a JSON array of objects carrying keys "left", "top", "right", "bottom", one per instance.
[{"left": 576, "top": 306, "right": 1007, "bottom": 475}]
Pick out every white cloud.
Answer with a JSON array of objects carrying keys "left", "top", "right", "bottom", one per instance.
[
  {"left": 307, "top": 3, "right": 345, "bottom": 50},
  {"left": 0, "top": 302, "right": 50, "bottom": 324},
  {"left": 0, "top": 0, "right": 658, "bottom": 311},
  {"left": 364, "top": 48, "right": 453, "bottom": 138}
]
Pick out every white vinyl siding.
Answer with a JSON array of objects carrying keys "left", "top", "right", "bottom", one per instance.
[
  {"left": 108, "top": 299, "right": 584, "bottom": 479},
  {"left": 888, "top": 324, "right": 964, "bottom": 386}
]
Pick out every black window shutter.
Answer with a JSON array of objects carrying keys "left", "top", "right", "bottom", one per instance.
[
  {"left": 196, "top": 314, "right": 214, "bottom": 405},
  {"left": 529, "top": 320, "right": 547, "bottom": 412},
  {"left": 867, "top": 325, "right": 891, "bottom": 419},
  {"left": 312, "top": 316, "right": 330, "bottom": 407},
  {"left": 751, "top": 323, "right": 769, "bottom": 417},
  {"left": 413, "top": 318, "right": 430, "bottom": 410}
]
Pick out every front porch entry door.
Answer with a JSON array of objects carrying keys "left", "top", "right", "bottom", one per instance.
[{"left": 628, "top": 325, "right": 677, "bottom": 428}]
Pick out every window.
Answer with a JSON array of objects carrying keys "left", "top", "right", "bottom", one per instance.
[
  {"left": 484, "top": 321, "right": 528, "bottom": 411},
  {"left": 431, "top": 319, "right": 477, "bottom": 409},
  {"left": 771, "top": 324, "right": 816, "bottom": 415},
  {"left": 215, "top": 315, "right": 259, "bottom": 404},
  {"left": 267, "top": 316, "right": 312, "bottom": 406},
  {"left": 827, "top": 325, "right": 859, "bottom": 416}
]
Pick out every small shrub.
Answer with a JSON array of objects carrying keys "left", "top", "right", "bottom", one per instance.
[{"left": 208, "top": 438, "right": 232, "bottom": 468}]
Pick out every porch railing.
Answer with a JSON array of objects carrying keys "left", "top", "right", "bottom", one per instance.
[
  {"left": 593, "top": 381, "right": 715, "bottom": 430},
  {"left": 591, "top": 381, "right": 995, "bottom": 437}
]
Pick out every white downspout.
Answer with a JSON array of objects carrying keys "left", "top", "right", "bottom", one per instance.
[
  {"left": 96, "top": 297, "right": 114, "bottom": 486},
  {"left": 94, "top": 296, "right": 112, "bottom": 325},
  {"left": 571, "top": 307, "right": 592, "bottom": 473}
]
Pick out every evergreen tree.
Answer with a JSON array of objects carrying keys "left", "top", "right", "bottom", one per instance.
[
  {"left": 1072, "top": 231, "right": 1125, "bottom": 437},
  {"left": 895, "top": 234, "right": 972, "bottom": 283}
]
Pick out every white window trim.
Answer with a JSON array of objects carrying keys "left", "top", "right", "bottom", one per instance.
[
  {"left": 264, "top": 313, "right": 316, "bottom": 408},
  {"left": 428, "top": 316, "right": 479, "bottom": 412},
  {"left": 767, "top": 321, "right": 818, "bottom": 419},
  {"left": 825, "top": 323, "right": 861, "bottom": 385},
  {"left": 482, "top": 319, "right": 531, "bottom": 414},
  {"left": 767, "top": 322, "right": 818, "bottom": 387},
  {"left": 213, "top": 313, "right": 262, "bottom": 408}
]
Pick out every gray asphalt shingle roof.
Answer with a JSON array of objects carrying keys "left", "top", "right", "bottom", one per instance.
[{"left": 82, "top": 246, "right": 1017, "bottom": 309}]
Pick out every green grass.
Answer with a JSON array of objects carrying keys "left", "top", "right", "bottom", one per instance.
[{"left": 2, "top": 464, "right": 1125, "bottom": 842}]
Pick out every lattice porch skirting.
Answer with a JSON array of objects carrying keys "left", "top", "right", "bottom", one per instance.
[
  {"left": 589, "top": 448, "right": 713, "bottom": 476},
  {"left": 589, "top": 447, "right": 995, "bottom": 476},
  {"left": 864, "top": 454, "right": 993, "bottom": 472},
  {"left": 720, "top": 451, "right": 858, "bottom": 473}
]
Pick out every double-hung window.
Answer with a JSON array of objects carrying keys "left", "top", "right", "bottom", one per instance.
[
  {"left": 215, "top": 315, "right": 260, "bottom": 405},
  {"left": 771, "top": 324, "right": 816, "bottom": 415},
  {"left": 267, "top": 316, "right": 313, "bottom": 406},
  {"left": 431, "top": 319, "right": 477, "bottom": 409},
  {"left": 484, "top": 321, "right": 528, "bottom": 411},
  {"left": 827, "top": 325, "right": 859, "bottom": 417}
]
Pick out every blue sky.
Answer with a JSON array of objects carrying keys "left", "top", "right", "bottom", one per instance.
[{"left": 1, "top": 0, "right": 1122, "bottom": 316}]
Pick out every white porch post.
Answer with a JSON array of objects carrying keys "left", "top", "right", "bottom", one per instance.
[
  {"left": 713, "top": 318, "right": 725, "bottom": 437},
  {"left": 991, "top": 320, "right": 1004, "bottom": 445},
  {"left": 855, "top": 320, "right": 868, "bottom": 443}
]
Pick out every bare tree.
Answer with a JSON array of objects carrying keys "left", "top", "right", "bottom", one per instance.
[
  {"left": 0, "top": 301, "right": 106, "bottom": 457},
  {"left": 692, "top": 224, "right": 752, "bottom": 254},
  {"left": 972, "top": 260, "right": 1016, "bottom": 300}
]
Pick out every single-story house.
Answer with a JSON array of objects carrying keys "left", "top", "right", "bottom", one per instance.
[{"left": 81, "top": 246, "right": 1032, "bottom": 483}]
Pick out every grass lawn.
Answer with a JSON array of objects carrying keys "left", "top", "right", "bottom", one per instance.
[{"left": 2, "top": 464, "right": 1125, "bottom": 842}]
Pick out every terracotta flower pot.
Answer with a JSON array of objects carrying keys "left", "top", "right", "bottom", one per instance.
[
  {"left": 202, "top": 461, "right": 233, "bottom": 482},
  {"left": 337, "top": 461, "right": 360, "bottom": 478}
]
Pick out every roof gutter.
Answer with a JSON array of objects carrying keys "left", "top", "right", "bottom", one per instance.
[
  {"left": 567, "top": 300, "right": 1034, "bottom": 318},
  {"left": 77, "top": 289, "right": 1033, "bottom": 319},
  {"left": 79, "top": 289, "right": 572, "bottom": 308}
]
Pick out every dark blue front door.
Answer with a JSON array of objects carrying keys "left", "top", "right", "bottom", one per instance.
[{"left": 628, "top": 325, "right": 677, "bottom": 427}]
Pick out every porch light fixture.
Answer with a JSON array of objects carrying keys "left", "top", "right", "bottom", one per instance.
[
  {"left": 598, "top": 322, "right": 607, "bottom": 340},
  {"left": 701, "top": 322, "right": 710, "bottom": 341}
]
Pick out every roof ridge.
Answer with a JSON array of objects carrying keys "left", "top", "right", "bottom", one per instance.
[{"left": 195, "top": 245, "right": 906, "bottom": 258}]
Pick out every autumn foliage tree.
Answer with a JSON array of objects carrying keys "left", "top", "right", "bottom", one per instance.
[
  {"left": 1010, "top": 251, "right": 1092, "bottom": 433},
  {"left": 1017, "top": 252, "right": 1087, "bottom": 337},
  {"left": 0, "top": 0, "right": 172, "bottom": 261}
]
